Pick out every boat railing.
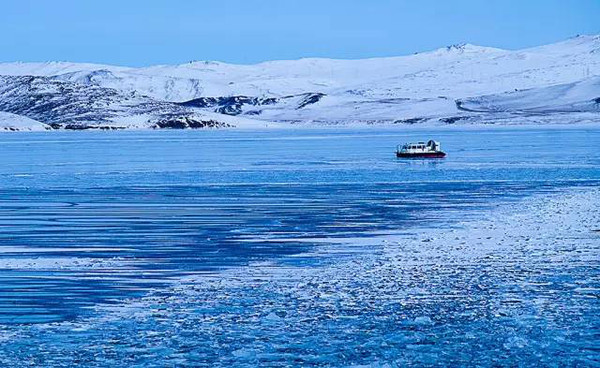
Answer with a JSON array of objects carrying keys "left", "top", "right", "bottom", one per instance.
[{"left": 397, "top": 142, "right": 441, "bottom": 153}]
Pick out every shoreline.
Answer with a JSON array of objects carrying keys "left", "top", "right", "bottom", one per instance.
[{"left": 1, "top": 120, "right": 600, "bottom": 133}]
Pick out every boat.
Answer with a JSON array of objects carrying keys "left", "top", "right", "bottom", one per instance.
[{"left": 396, "top": 140, "right": 446, "bottom": 158}]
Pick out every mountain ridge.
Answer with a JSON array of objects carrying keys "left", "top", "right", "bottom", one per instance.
[{"left": 0, "top": 35, "right": 598, "bottom": 130}]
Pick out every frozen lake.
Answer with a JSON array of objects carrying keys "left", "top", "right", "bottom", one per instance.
[{"left": 0, "top": 127, "right": 599, "bottom": 366}]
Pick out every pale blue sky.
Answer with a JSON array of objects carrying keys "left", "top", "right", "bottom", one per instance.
[{"left": 1, "top": 0, "right": 599, "bottom": 66}]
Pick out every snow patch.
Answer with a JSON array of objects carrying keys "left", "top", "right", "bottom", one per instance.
[{"left": 0, "top": 111, "right": 49, "bottom": 131}]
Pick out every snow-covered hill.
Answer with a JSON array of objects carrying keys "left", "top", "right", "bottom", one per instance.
[
  {"left": 458, "top": 76, "right": 600, "bottom": 114},
  {"left": 0, "top": 111, "right": 49, "bottom": 131},
  {"left": 0, "top": 75, "right": 274, "bottom": 130},
  {"left": 0, "top": 35, "right": 598, "bottom": 129}
]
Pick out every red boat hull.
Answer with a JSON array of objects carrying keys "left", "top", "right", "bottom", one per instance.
[{"left": 396, "top": 152, "right": 446, "bottom": 158}]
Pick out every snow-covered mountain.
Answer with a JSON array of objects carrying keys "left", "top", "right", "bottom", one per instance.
[
  {"left": 0, "top": 35, "right": 598, "bottom": 130},
  {"left": 0, "top": 111, "right": 49, "bottom": 131},
  {"left": 458, "top": 76, "right": 600, "bottom": 114},
  {"left": 0, "top": 75, "right": 275, "bottom": 130}
]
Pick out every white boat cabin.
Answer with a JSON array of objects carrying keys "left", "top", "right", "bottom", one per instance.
[{"left": 398, "top": 140, "right": 442, "bottom": 154}]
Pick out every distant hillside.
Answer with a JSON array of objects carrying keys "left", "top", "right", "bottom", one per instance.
[
  {"left": 0, "top": 35, "right": 599, "bottom": 130},
  {"left": 0, "top": 75, "right": 275, "bottom": 130}
]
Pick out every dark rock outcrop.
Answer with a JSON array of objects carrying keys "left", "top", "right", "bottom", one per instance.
[
  {"left": 153, "top": 117, "right": 230, "bottom": 129},
  {"left": 0, "top": 75, "right": 234, "bottom": 129},
  {"left": 296, "top": 93, "right": 325, "bottom": 109},
  {"left": 179, "top": 96, "right": 278, "bottom": 116},
  {"left": 440, "top": 116, "right": 468, "bottom": 124},
  {"left": 180, "top": 92, "right": 326, "bottom": 116},
  {"left": 393, "top": 118, "right": 425, "bottom": 124}
]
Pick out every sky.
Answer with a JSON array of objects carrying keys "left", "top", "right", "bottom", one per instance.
[{"left": 1, "top": 0, "right": 599, "bottom": 66}]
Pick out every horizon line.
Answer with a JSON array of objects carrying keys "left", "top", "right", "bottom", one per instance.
[{"left": 1, "top": 33, "right": 598, "bottom": 69}]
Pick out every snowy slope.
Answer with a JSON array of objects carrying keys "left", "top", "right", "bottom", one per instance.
[
  {"left": 0, "top": 111, "right": 49, "bottom": 131},
  {"left": 0, "top": 35, "right": 598, "bottom": 128},
  {"left": 2, "top": 36, "right": 598, "bottom": 100},
  {"left": 0, "top": 76, "right": 273, "bottom": 130},
  {"left": 458, "top": 76, "right": 600, "bottom": 114}
]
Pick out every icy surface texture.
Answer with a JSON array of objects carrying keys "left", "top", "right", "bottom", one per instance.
[{"left": 0, "top": 128, "right": 598, "bottom": 366}]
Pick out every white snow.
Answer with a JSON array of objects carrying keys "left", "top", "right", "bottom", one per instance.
[
  {"left": 2, "top": 36, "right": 597, "bottom": 100},
  {"left": 459, "top": 76, "right": 600, "bottom": 113},
  {"left": 0, "top": 35, "right": 599, "bottom": 127},
  {"left": 0, "top": 111, "right": 49, "bottom": 131}
]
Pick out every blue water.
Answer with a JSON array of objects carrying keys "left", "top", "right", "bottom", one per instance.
[{"left": 0, "top": 127, "right": 599, "bottom": 366}]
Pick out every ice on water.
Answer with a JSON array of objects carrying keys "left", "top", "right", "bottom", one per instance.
[{"left": 0, "top": 127, "right": 599, "bottom": 366}]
